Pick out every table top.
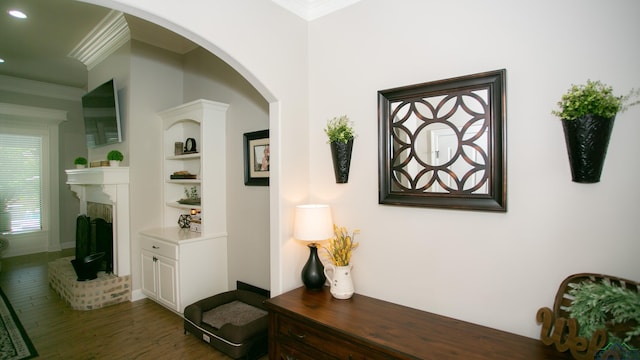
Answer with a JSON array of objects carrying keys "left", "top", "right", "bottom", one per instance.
[{"left": 265, "top": 287, "right": 572, "bottom": 360}]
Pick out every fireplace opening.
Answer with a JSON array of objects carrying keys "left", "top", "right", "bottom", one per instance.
[{"left": 71, "top": 214, "right": 114, "bottom": 280}]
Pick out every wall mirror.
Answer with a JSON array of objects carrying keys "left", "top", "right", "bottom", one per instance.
[{"left": 378, "top": 69, "right": 506, "bottom": 211}]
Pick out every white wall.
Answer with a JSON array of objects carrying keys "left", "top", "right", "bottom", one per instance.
[
  {"left": 308, "top": 0, "right": 640, "bottom": 339},
  {"left": 87, "top": 42, "right": 131, "bottom": 165},
  {"left": 90, "top": 0, "right": 640, "bottom": 341},
  {"left": 183, "top": 48, "right": 270, "bottom": 290},
  {"left": 128, "top": 40, "right": 184, "bottom": 291}
]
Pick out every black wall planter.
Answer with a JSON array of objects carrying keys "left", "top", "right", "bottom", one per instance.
[
  {"left": 562, "top": 114, "right": 615, "bottom": 183},
  {"left": 330, "top": 140, "right": 353, "bottom": 183}
]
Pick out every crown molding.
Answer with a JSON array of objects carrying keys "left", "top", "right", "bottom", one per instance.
[
  {"left": 0, "top": 102, "right": 67, "bottom": 124},
  {"left": 272, "top": 0, "right": 362, "bottom": 21},
  {"left": 0, "top": 75, "right": 85, "bottom": 101},
  {"left": 68, "top": 10, "right": 130, "bottom": 70}
]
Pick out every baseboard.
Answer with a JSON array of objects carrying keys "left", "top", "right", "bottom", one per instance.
[
  {"left": 130, "top": 289, "right": 147, "bottom": 302},
  {"left": 60, "top": 241, "right": 75, "bottom": 249},
  {"left": 236, "top": 281, "right": 270, "bottom": 298}
]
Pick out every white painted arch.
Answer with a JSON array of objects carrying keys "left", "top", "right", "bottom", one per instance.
[{"left": 82, "top": 0, "right": 312, "bottom": 296}]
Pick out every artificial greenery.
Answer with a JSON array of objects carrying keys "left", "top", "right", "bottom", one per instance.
[
  {"left": 324, "top": 115, "right": 355, "bottom": 144},
  {"left": 553, "top": 80, "right": 639, "bottom": 120},
  {"left": 107, "top": 150, "right": 124, "bottom": 161},
  {"left": 567, "top": 279, "right": 640, "bottom": 344},
  {"left": 74, "top": 157, "right": 87, "bottom": 165}
]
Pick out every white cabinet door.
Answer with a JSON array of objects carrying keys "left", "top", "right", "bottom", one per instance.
[
  {"left": 156, "top": 255, "right": 178, "bottom": 311},
  {"left": 140, "top": 250, "right": 157, "bottom": 298}
]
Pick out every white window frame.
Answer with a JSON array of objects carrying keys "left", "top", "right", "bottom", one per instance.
[{"left": 0, "top": 103, "right": 66, "bottom": 256}]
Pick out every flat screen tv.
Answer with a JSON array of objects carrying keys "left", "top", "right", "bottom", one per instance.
[{"left": 81, "top": 79, "right": 122, "bottom": 148}]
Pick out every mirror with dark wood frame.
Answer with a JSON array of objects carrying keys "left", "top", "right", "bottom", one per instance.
[{"left": 378, "top": 69, "right": 507, "bottom": 211}]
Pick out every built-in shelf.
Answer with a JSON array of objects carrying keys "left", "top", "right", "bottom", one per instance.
[
  {"left": 166, "top": 202, "right": 201, "bottom": 210},
  {"left": 166, "top": 179, "right": 201, "bottom": 184},
  {"left": 166, "top": 153, "right": 200, "bottom": 160},
  {"left": 139, "top": 99, "right": 229, "bottom": 315}
]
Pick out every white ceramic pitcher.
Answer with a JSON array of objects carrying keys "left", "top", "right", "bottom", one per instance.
[{"left": 324, "top": 264, "right": 354, "bottom": 299}]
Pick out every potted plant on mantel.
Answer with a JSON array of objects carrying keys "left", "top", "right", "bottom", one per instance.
[
  {"left": 107, "top": 150, "right": 124, "bottom": 167},
  {"left": 552, "top": 80, "right": 639, "bottom": 183},
  {"left": 74, "top": 157, "right": 87, "bottom": 169},
  {"left": 324, "top": 115, "right": 356, "bottom": 183}
]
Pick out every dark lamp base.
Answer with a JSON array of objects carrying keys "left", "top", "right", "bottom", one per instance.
[{"left": 301, "top": 243, "right": 326, "bottom": 290}]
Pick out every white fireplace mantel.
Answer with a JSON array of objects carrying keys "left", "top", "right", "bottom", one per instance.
[
  {"left": 65, "top": 167, "right": 130, "bottom": 276},
  {"left": 66, "top": 167, "right": 130, "bottom": 185}
]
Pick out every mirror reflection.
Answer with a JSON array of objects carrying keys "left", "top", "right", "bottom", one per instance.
[{"left": 389, "top": 90, "right": 490, "bottom": 194}]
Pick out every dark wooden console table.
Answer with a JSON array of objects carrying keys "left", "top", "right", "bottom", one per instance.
[{"left": 265, "top": 287, "right": 570, "bottom": 359}]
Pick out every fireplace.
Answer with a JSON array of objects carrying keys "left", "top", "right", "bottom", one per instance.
[
  {"left": 64, "top": 167, "right": 130, "bottom": 276},
  {"left": 49, "top": 167, "right": 132, "bottom": 310},
  {"left": 72, "top": 213, "right": 114, "bottom": 280}
]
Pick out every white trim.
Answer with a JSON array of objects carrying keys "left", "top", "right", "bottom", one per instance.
[
  {"left": 0, "top": 104, "right": 67, "bottom": 256},
  {"left": 68, "top": 10, "right": 130, "bottom": 70},
  {"left": 0, "top": 103, "right": 67, "bottom": 123},
  {"left": 0, "top": 75, "right": 85, "bottom": 101}
]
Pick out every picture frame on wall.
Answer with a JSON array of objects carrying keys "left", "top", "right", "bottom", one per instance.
[{"left": 243, "top": 129, "right": 269, "bottom": 186}]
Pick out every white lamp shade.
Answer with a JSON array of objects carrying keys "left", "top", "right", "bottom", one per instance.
[{"left": 293, "top": 204, "right": 333, "bottom": 241}]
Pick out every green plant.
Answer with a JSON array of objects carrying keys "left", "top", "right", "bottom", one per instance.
[
  {"left": 567, "top": 279, "right": 640, "bottom": 344},
  {"left": 74, "top": 157, "right": 87, "bottom": 165},
  {"left": 553, "top": 80, "right": 639, "bottom": 120},
  {"left": 107, "top": 150, "right": 124, "bottom": 161},
  {"left": 184, "top": 186, "right": 199, "bottom": 200},
  {"left": 324, "top": 115, "right": 355, "bottom": 144}
]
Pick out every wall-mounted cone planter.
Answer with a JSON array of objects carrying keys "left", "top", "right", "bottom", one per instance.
[
  {"left": 561, "top": 114, "right": 615, "bottom": 183},
  {"left": 330, "top": 139, "right": 353, "bottom": 183}
]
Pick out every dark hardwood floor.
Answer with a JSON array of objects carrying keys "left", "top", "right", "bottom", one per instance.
[{"left": 0, "top": 250, "right": 258, "bottom": 359}]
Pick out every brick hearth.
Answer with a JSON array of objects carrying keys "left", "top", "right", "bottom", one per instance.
[{"left": 48, "top": 256, "right": 130, "bottom": 310}]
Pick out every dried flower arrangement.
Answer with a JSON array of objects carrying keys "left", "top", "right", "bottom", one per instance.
[{"left": 323, "top": 224, "right": 360, "bottom": 266}]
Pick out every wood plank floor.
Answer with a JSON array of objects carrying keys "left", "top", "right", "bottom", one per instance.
[{"left": 0, "top": 250, "right": 265, "bottom": 359}]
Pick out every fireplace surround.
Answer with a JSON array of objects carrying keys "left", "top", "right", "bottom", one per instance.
[{"left": 51, "top": 167, "right": 132, "bottom": 310}]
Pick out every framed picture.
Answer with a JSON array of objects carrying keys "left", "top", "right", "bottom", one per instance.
[{"left": 243, "top": 129, "right": 269, "bottom": 186}]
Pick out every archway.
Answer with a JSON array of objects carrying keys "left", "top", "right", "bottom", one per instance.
[{"left": 82, "top": 0, "right": 284, "bottom": 294}]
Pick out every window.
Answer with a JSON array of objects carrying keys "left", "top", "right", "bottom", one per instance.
[
  {"left": 1, "top": 102, "right": 66, "bottom": 256},
  {"left": 0, "top": 134, "right": 43, "bottom": 232}
]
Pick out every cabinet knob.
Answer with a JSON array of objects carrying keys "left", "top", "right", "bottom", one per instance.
[{"left": 152, "top": 245, "right": 160, "bottom": 249}]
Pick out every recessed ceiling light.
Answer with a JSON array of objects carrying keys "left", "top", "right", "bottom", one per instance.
[{"left": 8, "top": 10, "right": 27, "bottom": 19}]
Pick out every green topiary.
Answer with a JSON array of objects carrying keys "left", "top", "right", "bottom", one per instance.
[
  {"left": 74, "top": 157, "right": 87, "bottom": 165},
  {"left": 107, "top": 150, "right": 124, "bottom": 161},
  {"left": 567, "top": 279, "right": 640, "bottom": 345}
]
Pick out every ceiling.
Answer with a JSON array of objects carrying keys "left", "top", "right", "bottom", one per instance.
[{"left": 0, "top": 0, "right": 360, "bottom": 91}]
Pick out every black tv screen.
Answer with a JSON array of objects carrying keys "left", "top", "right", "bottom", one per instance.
[{"left": 81, "top": 79, "right": 122, "bottom": 148}]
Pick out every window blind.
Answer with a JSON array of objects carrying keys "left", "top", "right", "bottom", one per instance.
[{"left": 0, "top": 134, "right": 42, "bottom": 232}]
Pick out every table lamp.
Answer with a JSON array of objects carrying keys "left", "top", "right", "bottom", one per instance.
[{"left": 293, "top": 204, "right": 333, "bottom": 290}]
